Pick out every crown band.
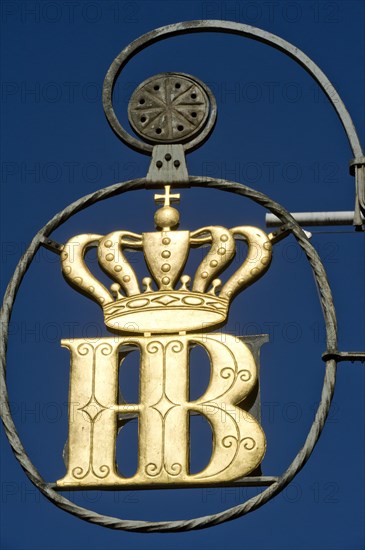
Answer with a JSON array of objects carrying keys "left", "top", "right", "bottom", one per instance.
[{"left": 103, "top": 291, "right": 229, "bottom": 333}]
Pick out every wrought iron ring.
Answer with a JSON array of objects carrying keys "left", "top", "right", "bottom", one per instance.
[{"left": 0, "top": 177, "right": 338, "bottom": 532}]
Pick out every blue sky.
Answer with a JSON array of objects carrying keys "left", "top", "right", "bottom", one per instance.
[{"left": 1, "top": 1, "right": 364, "bottom": 549}]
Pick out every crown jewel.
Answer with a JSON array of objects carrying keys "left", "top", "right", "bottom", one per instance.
[{"left": 61, "top": 185, "right": 272, "bottom": 334}]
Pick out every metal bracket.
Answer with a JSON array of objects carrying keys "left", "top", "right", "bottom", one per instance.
[
  {"left": 322, "top": 351, "right": 365, "bottom": 363},
  {"left": 266, "top": 211, "right": 364, "bottom": 229},
  {"left": 146, "top": 144, "right": 190, "bottom": 188},
  {"left": 349, "top": 157, "right": 365, "bottom": 229},
  {"left": 39, "top": 236, "right": 64, "bottom": 255},
  {"left": 268, "top": 225, "right": 292, "bottom": 244},
  {"left": 268, "top": 224, "right": 312, "bottom": 245}
]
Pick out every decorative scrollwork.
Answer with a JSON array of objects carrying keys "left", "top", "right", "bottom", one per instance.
[
  {"left": 92, "top": 464, "right": 110, "bottom": 479},
  {"left": 222, "top": 435, "right": 239, "bottom": 449},
  {"left": 220, "top": 367, "right": 235, "bottom": 380},
  {"left": 72, "top": 466, "right": 89, "bottom": 479},
  {"left": 241, "top": 437, "right": 256, "bottom": 450},
  {"left": 164, "top": 462, "right": 182, "bottom": 476},
  {"left": 77, "top": 343, "right": 92, "bottom": 356},
  {"left": 145, "top": 462, "right": 162, "bottom": 477},
  {"left": 146, "top": 341, "right": 164, "bottom": 354},
  {"left": 238, "top": 369, "right": 252, "bottom": 382},
  {"left": 166, "top": 340, "right": 183, "bottom": 354},
  {"left": 96, "top": 343, "right": 113, "bottom": 356}
]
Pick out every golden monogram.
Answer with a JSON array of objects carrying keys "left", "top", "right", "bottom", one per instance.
[
  {"left": 56, "top": 73, "right": 273, "bottom": 488},
  {"left": 57, "top": 183, "right": 272, "bottom": 488}
]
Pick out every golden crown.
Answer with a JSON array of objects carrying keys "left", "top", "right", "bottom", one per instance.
[{"left": 61, "top": 186, "right": 272, "bottom": 334}]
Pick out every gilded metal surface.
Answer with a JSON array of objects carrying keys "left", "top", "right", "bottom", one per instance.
[
  {"left": 58, "top": 184, "right": 272, "bottom": 487},
  {"left": 128, "top": 73, "right": 210, "bottom": 144},
  {"left": 57, "top": 334, "right": 265, "bottom": 488}
]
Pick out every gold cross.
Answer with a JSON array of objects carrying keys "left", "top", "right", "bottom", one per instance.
[{"left": 154, "top": 185, "right": 180, "bottom": 207}]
